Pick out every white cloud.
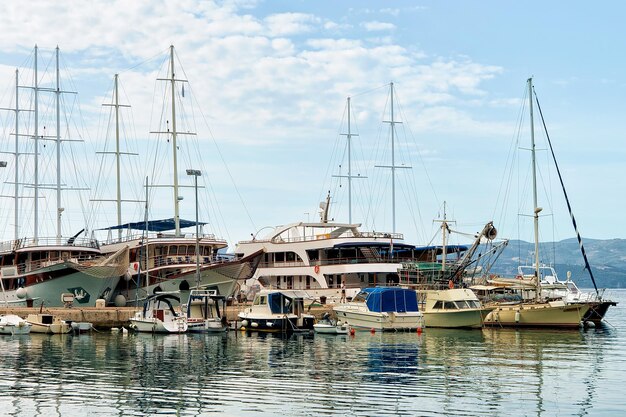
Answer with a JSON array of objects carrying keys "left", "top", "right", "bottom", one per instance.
[
  {"left": 362, "top": 21, "right": 396, "bottom": 32},
  {"left": 0, "top": 0, "right": 526, "bottom": 245},
  {"left": 264, "top": 12, "right": 321, "bottom": 36}
]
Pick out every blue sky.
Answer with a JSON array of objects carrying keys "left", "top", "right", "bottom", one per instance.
[{"left": 0, "top": 0, "right": 623, "bottom": 250}]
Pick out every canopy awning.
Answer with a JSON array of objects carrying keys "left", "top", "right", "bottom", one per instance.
[{"left": 99, "top": 218, "right": 206, "bottom": 232}]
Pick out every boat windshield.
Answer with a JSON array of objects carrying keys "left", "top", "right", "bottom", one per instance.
[{"left": 351, "top": 292, "right": 368, "bottom": 303}]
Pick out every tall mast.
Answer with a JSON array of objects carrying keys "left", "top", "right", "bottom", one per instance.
[
  {"left": 96, "top": 74, "right": 135, "bottom": 241},
  {"left": 114, "top": 74, "right": 122, "bottom": 240},
  {"left": 347, "top": 97, "right": 353, "bottom": 223},
  {"left": 55, "top": 46, "right": 62, "bottom": 240},
  {"left": 34, "top": 45, "right": 39, "bottom": 242},
  {"left": 153, "top": 45, "right": 191, "bottom": 236},
  {"left": 169, "top": 45, "right": 181, "bottom": 236},
  {"left": 13, "top": 69, "right": 20, "bottom": 240},
  {"left": 333, "top": 97, "right": 365, "bottom": 223},
  {"left": 528, "top": 77, "right": 542, "bottom": 299},
  {"left": 376, "top": 82, "right": 410, "bottom": 234},
  {"left": 391, "top": 83, "right": 396, "bottom": 232}
]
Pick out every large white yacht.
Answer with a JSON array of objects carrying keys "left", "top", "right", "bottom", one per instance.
[{"left": 234, "top": 197, "right": 449, "bottom": 304}]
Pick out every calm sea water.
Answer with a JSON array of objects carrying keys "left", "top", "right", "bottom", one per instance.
[{"left": 0, "top": 290, "right": 625, "bottom": 417}]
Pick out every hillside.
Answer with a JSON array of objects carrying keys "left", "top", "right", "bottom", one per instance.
[{"left": 488, "top": 238, "right": 626, "bottom": 288}]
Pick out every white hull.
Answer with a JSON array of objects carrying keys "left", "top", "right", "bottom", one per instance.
[
  {"left": 129, "top": 317, "right": 187, "bottom": 333},
  {"left": 187, "top": 319, "right": 227, "bottom": 333},
  {"left": 483, "top": 300, "right": 589, "bottom": 328},
  {"left": 26, "top": 314, "right": 71, "bottom": 334},
  {"left": 334, "top": 306, "right": 424, "bottom": 331},
  {"left": 421, "top": 289, "right": 492, "bottom": 329},
  {"left": 313, "top": 322, "right": 349, "bottom": 334},
  {"left": 0, "top": 315, "right": 32, "bottom": 335}
]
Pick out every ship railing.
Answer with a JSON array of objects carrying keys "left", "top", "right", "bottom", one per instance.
[
  {"left": 239, "top": 231, "right": 404, "bottom": 245},
  {"left": 259, "top": 255, "right": 418, "bottom": 269},
  {"left": 100, "top": 231, "right": 226, "bottom": 246},
  {"left": 9, "top": 252, "right": 107, "bottom": 276},
  {"left": 0, "top": 236, "right": 100, "bottom": 253}
]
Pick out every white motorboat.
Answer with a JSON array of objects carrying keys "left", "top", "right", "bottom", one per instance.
[
  {"left": 421, "top": 288, "right": 493, "bottom": 328},
  {"left": 239, "top": 289, "right": 315, "bottom": 333},
  {"left": 26, "top": 313, "right": 71, "bottom": 334},
  {"left": 129, "top": 292, "right": 188, "bottom": 334},
  {"left": 313, "top": 314, "right": 350, "bottom": 335},
  {"left": 0, "top": 314, "right": 32, "bottom": 335},
  {"left": 185, "top": 289, "right": 228, "bottom": 333},
  {"left": 334, "top": 286, "right": 424, "bottom": 331}
]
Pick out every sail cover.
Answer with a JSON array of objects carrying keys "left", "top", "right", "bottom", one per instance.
[{"left": 99, "top": 218, "right": 206, "bottom": 232}]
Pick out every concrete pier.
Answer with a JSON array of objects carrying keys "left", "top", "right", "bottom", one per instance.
[{"left": 0, "top": 303, "right": 335, "bottom": 330}]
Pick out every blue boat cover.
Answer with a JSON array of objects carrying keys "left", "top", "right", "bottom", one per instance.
[
  {"left": 268, "top": 292, "right": 291, "bottom": 314},
  {"left": 361, "top": 287, "right": 419, "bottom": 313},
  {"left": 99, "top": 218, "right": 206, "bottom": 232}
]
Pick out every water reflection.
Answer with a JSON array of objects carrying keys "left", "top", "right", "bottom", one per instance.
[{"left": 0, "top": 294, "right": 623, "bottom": 416}]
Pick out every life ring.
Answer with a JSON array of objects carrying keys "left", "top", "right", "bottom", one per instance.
[
  {"left": 133, "top": 262, "right": 139, "bottom": 271},
  {"left": 314, "top": 265, "right": 320, "bottom": 274}
]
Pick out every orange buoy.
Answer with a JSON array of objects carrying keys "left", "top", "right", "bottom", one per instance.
[
  {"left": 350, "top": 328, "right": 355, "bottom": 336},
  {"left": 370, "top": 328, "right": 376, "bottom": 334}
]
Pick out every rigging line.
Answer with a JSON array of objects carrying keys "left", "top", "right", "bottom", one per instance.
[
  {"left": 185, "top": 74, "right": 257, "bottom": 235},
  {"left": 533, "top": 88, "right": 599, "bottom": 296},
  {"left": 119, "top": 47, "right": 171, "bottom": 75},
  {"left": 349, "top": 83, "right": 390, "bottom": 99}
]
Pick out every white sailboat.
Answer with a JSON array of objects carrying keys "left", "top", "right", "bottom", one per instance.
[
  {"left": 482, "top": 78, "right": 589, "bottom": 328},
  {"left": 0, "top": 45, "right": 128, "bottom": 307},
  {"left": 94, "top": 46, "right": 262, "bottom": 306}
]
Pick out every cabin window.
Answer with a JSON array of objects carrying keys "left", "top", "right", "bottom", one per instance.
[
  {"left": 254, "top": 295, "right": 267, "bottom": 306},
  {"left": 169, "top": 246, "right": 178, "bottom": 255},
  {"left": 444, "top": 301, "right": 457, "bottom": 310},
  {"left": 49, "top": 251, "right": 59, "bottom": 261},
  {"left": 286, "top": 252, "right": 295, "bottom": 262},
  {"left": 275, "top": 252, "right": 285, "bottom": 262},
  {"left": 185, "top": 246, "right": 194, "bottom": 255},
  {"left": 328, "top": 275, "right": 334, "bottom": 287},
  {"left": 433, "top": 301, "right": 443, "bottom": 309},
  {"left": 276, "top": 277, "right": 280, "bottom": 288},
  {"left": 307, "top": 250, "right": 319, "bottom": 261}
]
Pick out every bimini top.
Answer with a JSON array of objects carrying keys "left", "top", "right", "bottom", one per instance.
[
  {"left": 358, "top": 287, "right": 419, "bottom": 313},
  {"left": 99, "top": 218, "right": 206, "bottom": 232}
]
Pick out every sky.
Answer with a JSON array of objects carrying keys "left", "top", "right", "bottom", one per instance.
[{"left": 0, "top": 0, "right": 624, "bottom": 251}]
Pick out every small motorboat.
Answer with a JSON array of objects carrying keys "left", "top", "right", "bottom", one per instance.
[
  {"left": 0, "top": 314, "right": 32, "bottom": 335},
  {"left": 185, "top": 289, "right": 228, "bottom": 333},
  {"left": 129, "top": 292, "right": 187, "bottom": 334},
  {"left": 70, "top": 322, "right": 93, "bottom": 334},
  {"left": 26, "top": 313, "right": 72, "bottom": 334},
  {"left": 239, "top": 290, "right": 315, "bottom": 333},
  {"left": 314, "top": 318, "right": 349, "bottom": 335}
]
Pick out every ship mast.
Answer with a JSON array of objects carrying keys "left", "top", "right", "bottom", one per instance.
[
  {"left": 153, "top": 46, "right": 191, "bottom": 236},
  {"left": 333, "top": 97, "right": 366, "bottom": 224},
  {"left": 528, "top": 77, "right": 542, "bottom": 301},
  {"left": 97, "top": 74, "right": 135, "bottom": 241},
  {"left": 375, "top": 82, "right": 411, "bottom": 234}
]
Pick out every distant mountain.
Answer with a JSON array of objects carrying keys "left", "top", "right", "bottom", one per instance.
[{"left": 488, "top": 238, "right": 626, "bottom": 288}]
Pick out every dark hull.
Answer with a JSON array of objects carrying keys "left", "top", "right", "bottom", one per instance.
[
  {"left": 240, "top": 317, "right": 315, "bottom": 333},
  {"left": 583, "top": 301, "right": 617, "bottom": 324}
]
